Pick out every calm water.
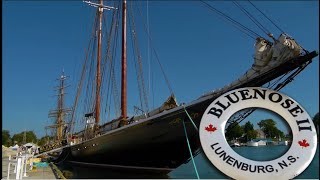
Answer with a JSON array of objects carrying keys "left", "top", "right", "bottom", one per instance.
[
  {"left": 59, "top": 145, "right": 319, "bottom": 179},
  {"left": 170, "top": 145, "right": 319, "bottom": 179}
]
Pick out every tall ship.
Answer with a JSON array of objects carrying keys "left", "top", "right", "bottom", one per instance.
[
  {"left": 42, "top": 71, "right": 72, "bottom": 156},
  {"left": 41, "top": 0, "right": 318, "bottom": 177}
]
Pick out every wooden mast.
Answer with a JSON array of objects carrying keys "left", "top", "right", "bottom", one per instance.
[
  {"left": 84, "top": 0, "right": 117, "bottom": 132},
  {"left": 57, "top": 72, "right": 65, "bottom": 140},
  {"left": 95, "top": 0, "right": 103, "bottom": 126},
  {"left": 47, "top": 71, "right": 72, "bottom": 142},
  {"left": 121, "top": 0, "right": 127, "bottom": 120}
]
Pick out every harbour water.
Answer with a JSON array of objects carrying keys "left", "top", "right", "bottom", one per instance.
[
  {"left": 170, "top": 145, "right": 319, "bottom": 179},
  {"left": 58, "top": 145, "right": 319, "bottom": 179}
]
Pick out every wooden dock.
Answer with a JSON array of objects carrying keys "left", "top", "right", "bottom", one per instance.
[{"left": 2, "top": 155, "right": 64, "bottom": 179}]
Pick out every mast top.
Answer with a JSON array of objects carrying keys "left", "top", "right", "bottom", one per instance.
[{"left": 83, "top": 0, "right": 117, "bottom": 11}]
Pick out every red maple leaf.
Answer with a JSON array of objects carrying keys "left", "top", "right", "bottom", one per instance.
[
  {"left": 205, "top": 124, "right": 217, "bottom": 133},
  {"left": 298, "top": 139, "right": 310, "bottom": 148}
]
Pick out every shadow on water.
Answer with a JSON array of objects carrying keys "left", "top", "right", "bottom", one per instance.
[{"left": 57, "top": 162, "right": 170, "bottom": 179}]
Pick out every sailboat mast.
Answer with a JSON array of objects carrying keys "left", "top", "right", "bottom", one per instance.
[
  {"left": 121, "top": 0, "right": 127, "bottom": 119},
  {"left": 57, "top": 72, "right": 65, "bottom": 140},
  {"left": 95, "top": 0, "right": 103, "bottom": 125}
]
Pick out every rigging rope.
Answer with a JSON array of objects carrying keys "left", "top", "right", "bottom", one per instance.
[
  {"left": 137, "top": 1, "right": 155, "bottom": 109},
  {"left": 128, "top": 2, "right": 149, "bottom": 112},
  {"left": 147, "top": 0, "right": 152, "bottom": 109},
  {"left": 101, "top": 1, "right": 121, "bottom": 118},
  {"left": 232, "top": 1, "right": 271, "bottom": 37},
  {"left": 129, "top": 29, "right": 144, "bottom": 111},
  {"left": 183, "top": 105, "right": 199, "bottom": 131},
  {"left": 85, "top": 27, "right": 97, "bottom": 114},
  {"left": 82, "top": 9, "right": 99, "bottom": 118},
  {"left": 248, "top": 0, "right": 285, "bottom": 33},
  {"left": 200, "top": 0, "right": 261, "bottom": 39},
  {"left": 136, "top": 3, "right": 175, "bottom": 96},
  {"left": 111, "top": 2, "right": 122, "bottom": 117},
  {"left": 227, "top": 61, "right": 312, "bottom": 129},
  {"left": 182, "top": 120, "right": 200, "bottom": 179},
  {"left": 101, "top": 2, "right": 121, "bottom": 120},
  {"left": 267, "top": 72, "right": 288, "bottom": 89},
  {"left": 69, "top": 10, "right": 99, "bottom": 134},
  {"left": 100, "top": 8, "right": 112, "bottom": 121},
  {"left": 181, "top": 104, "right": 201, "bottom": 179},
  {"left": 82, "top": 16, "right": 99, "bottom": 131}
]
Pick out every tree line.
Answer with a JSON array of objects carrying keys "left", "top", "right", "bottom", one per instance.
[
  {"left": 2, "top": 113, "right": 319, "bottom": 147},
  {"left": 2, "top": 130, "right": 51, "bottom": 147},
  {"left": 225, "top": 112, "right": 319, "bottom": 142}
]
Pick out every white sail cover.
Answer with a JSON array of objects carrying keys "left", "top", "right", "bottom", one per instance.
[{"left": 203, "top": 33, "right": 302, "bottom": 97}]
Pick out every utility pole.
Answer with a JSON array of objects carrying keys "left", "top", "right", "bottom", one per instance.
[{"left": 23, "top": 129, "right": 26, "bottom": 144}]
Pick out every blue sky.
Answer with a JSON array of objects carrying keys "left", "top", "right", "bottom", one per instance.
[{"left": 2, "top": 1, "right": 319, "bottom": 138}]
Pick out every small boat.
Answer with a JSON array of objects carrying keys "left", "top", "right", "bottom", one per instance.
[
  {"left": 230, "top": 142, "right": 241, "bottom": 147},
  {"left": 257, "top": 140, "right": 267, "bottom": 146},
  {"left": 278, "top": 141, "right": 288, "bottom": 146},
  {"left": 247, "top": 140, "right": 259, "bottom": 147}
]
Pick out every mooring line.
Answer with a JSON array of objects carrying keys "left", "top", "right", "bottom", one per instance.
[
  {"left": 182, "top": 119, "right": 200, "bottom": 179},
  {"left": 182, "top": 105, "right": 199, "bottom": 132}
]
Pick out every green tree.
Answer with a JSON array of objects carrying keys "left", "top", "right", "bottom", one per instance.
[
  {"left": 38, "top": 136, "right": 51, "bottom": 146},
  {"left": 247, "top": 130, "right": 258, "bottom": 140},
  {"left": 243, "top": 122, "right": 254, "bottom": 132},
  {"left": 226, "top": 123, "right": 244, "bottom": 141},
  {"left": 2, "top": 130, "right": 11, "bottom": 146},
  {"left": 242, "top": 122, "right": 258, "bottom": 140},
  {"left": 12, "top": 131, "right": 37, "bottom": 145},
  {"left": 12, "top": 133, "right": 23, "bottom": 145},
  {"left": 257, "top": 119, "right": 284, "bottom": 139},
  {"left": 26, "top": 131, "right": 37, "bottom": 143}
]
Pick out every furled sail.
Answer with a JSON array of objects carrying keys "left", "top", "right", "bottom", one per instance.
[{"left": 203, "top": 33, "right": 303, "bottom": 97}]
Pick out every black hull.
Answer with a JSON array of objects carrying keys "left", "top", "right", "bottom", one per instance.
[
  {"left": 59, "top": 51, "right": 317, "bottom": 175},
  {"left": 68, "top": 111, "right": 203, "bottom": 169},
  {"left": 51, "top": 148, "right": 70, "bottom": 164}
]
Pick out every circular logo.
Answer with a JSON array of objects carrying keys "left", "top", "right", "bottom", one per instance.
[{"left": 199, "top": 87, "right": 317, "bottom": 180}]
